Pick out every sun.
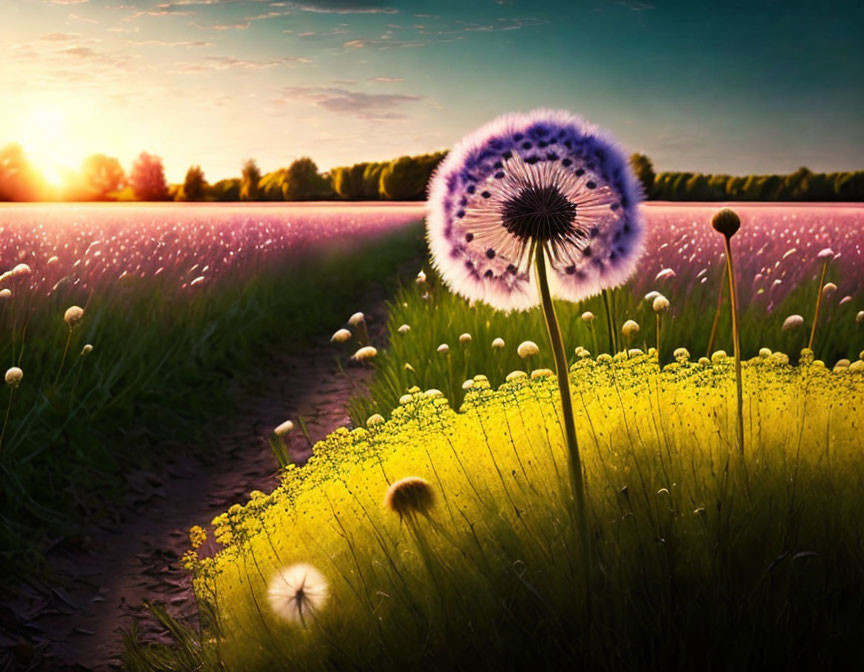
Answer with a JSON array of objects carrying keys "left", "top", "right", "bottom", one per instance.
[{"left": 16, "top": 106, "right": 80, "bottom": 187}]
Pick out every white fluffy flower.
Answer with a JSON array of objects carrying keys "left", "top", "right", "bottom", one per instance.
[
  {"left": 347, "top": 312, "right": 365, "bottom": 327},
  {"left": 351, "top": 346, "right": 377, "bottom": 361},
  {"left": 267, "top": 563, "right": 329, "bottom": 625},
  {"left": 274, "top": 420, "right": 294, "bottom": 436},
  {"left": 517, "top": 340, "right": 539, "bottom": 358},
  {"left": 782, "top": 314, "right": 804, "bottom": 332},
  {"left": 330, "top": 328, "right": 352, "bottom": 343},
  {"left": 64, "top": 305, "right": 84, "bottom": 327},
  {"left": 5, "top": 367, "right": 23, "bottom": 388}
]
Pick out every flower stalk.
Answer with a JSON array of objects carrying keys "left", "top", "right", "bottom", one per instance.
[{"left": 807, "top": 258, "right": 829, "bottom": 351}]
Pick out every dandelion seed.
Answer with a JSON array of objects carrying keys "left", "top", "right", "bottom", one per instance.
[
  {"left": 81, "top": 344, "right": 93, "bottom": 357},
  {"left": 581, "top": 311, "right": 595, "bottom": 323},
  {"left": 274, "top": 420, "right": 294, "bottom": 436},
  {"left": 492, "top": 337, "right": 506, "bottom": 349},
  {"left": 397, "top": 324, "right": 411, "bottom": 334},
  {"left": 267, "top": 563, "right": 329, "bottom": 625},
  {"left": 415, "top": 270, "right": 427, "bottom": 285},
  {"left": 652, "top": 295, "right": 669, "bottom": 312},
  {"left": 351, "top": 346, "right": 377, "bottom": 361},
  {"left": 330, "top": 328, "right": 352, "bottom": 343},
  {"left": 5, "top": 367, "right": 23, "bottom": 388},
  {"left": 458, "top": 332, "right": 472, "bottom": 344},
  {"left": 47, "top": 255, "right": 60, "bottom": 265},
  {"left": 64, "top": 305, "right": 84, "bottom": 327},
  {"left": 782, "top": 314, "right": 804, "bottom": 332},
  {"left": 839, "top": 295, "right": 852, "bottom": 306},
  {"left": 437, "top": 343, "right": 450, "bottom": 355},
  {"left": 383, "top": 476, "right": 435, "bottom": 522},
  {"left": 347, "top": 312, "right": 365, "bottom": 327},
  {"left": 621, "top": 320, "right": 639, "bottom": 339},
  {"left": 190, "top": 275, "right": 205, "bottom": 286},
  {"left": 366, "top": 413, "right": 385, "bottom": 427},
  {"left": 517, "top": 340, "right": 539, "bottom": 358}
]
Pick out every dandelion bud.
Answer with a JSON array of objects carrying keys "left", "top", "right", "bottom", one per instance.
[
  {"left": 267, "top": 563, "right": 329, "bottom": 625},
  {"left": 462, "top": 379, "right": 474, "bottom": 390},
  {"left": 821, "top": 282, "right": 837, "bottom": 298},
  {"left": 782, "top": 314, "right": 804, "bottom": 332},
  {"left": 64, "top": 305, "right": 84, "bottom": 327},
  {"left": 330, "top": 328, "right": 352, "bottom": 343},
  {"left": 849, "top": 360, "right": 864, "bottom": 373},
  {"left": 415, "top": 270, "right": 426, "bottom": 285},
  {"left": 274, "top": 420, "right": 294, "bottom": 436},
  {"left": 711, "top": 208, "right": 741, "bottom": 238},
  {"left": 0, "top": 289, "right": 10, "bottom": 299},
  {"left": 857, "top": 311, "right": 864, "bottom": 325},
  {"left": 81, "top": 344, "right": 93, "bottom": 357},
  {"left": 628, "top": 348, "right": 644, "bottom": 357},
  {"left": 347, "top": 312, "right": 365, "bottom": 327},
  {"left": 652, "top": 295, "right": 669, "bottom": 312},
  {"left": 5, "top": 366, "right": 23, "bottom": 388},
  {"left": 644, "top": 290, "right": 660, "bottom": 302},
  {"left": 758, "top": 347, "right": 772, "bottom": 358},
  {"left": 458, "top": 332, "right": 472, "bottom": 344},
  {"left": 834, "top": 359, "right": 851, "bottom": 371},
  {"left": 436, "top": 343, "right": 450, "bottom": 355},
  {"left": 491, "top": 337, "right": 505, "bottom": 349},
  {"left": 517, "top": 341, "right": 539, "bottom": 358},
  {"left": 506, "top": 370, "right": 528, "bottom": 381},
  {"left": 697, "top": 356, "right": 710, "bottom": 366},
  {"left": 366, "top": 413, "right": 385, "bottom": 427},
  {"left": 621, "top": 320, "right": 639, "bottom": 338},
  {"left": 581, "top": 311, "right": 595, "bottom": 323},
  {"left": 383, "top": 476, "right": 435, "bottom": 521},
  {"left": 531, "top": 368, "right": 554, "bottom": 379},
  {"left": 673, "top": 347, "right": 690, "bottom": 362},
  {"left": 397, "top": 324, "right": 411, "bottom": 334},
  {"left": 711, "top": 350, "right": 727, "bottom": 363},
  {"left": 816, "top": 247, "right": 835, "bottom": 261},
  {"left": 351, "top": 346, "right": 377, "bottom": 361}
]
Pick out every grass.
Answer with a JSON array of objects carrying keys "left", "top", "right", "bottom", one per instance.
[
  {"left": 1, "top": 222, "right": 426, "bottom": 582},
  {"left": 155, "top": 353, "right": 864, "bottom": 670}
]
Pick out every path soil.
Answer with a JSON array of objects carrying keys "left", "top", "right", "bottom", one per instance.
[{"left": 6, "top": 297, "right": 391, "bottom": 671}]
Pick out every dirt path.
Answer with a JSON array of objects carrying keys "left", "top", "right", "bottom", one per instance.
[{"left": 6, "top": 300, "right": 390, "bottom": 671}]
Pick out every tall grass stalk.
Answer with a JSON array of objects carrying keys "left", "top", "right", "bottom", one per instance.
[
  {"left": 808, "top": 257, "right": 830, "bottom": 351},
  {"left": 601, "top": 289, "right": 617, "bottom": 354}
]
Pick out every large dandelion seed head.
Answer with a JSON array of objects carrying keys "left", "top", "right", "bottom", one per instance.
[
  {"left": 383, "top": 476, "right": 435, "bottom": 522},
  {"left": 64, "top": 305, "right": 84, "bottom": 327},
  {"left": 5, "top": 367, "right": 23, "bottom": 388},
  {"left": 267, "top": 563, "right": 329, "bottom": 625},
  {"left": 427, "top": 109, "right": 644, "bottom": 311}
]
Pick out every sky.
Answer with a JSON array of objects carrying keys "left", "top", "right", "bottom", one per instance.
[{"left": 1, "top": 0, "right": 862, "bottom": 184}]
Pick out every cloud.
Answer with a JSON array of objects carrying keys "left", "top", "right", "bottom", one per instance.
[
  {"left": 195, "top": 20, "right": 250, "bottom": 30},
  {"left": 342, "top": 37, "right": 425, "bottom": 49},
  {"left": 40, "top": 32, "right": 83, "bottom": 41},
  {"left": 42, "top": 0, "right": 89, "bottom": 4},
  {"left": 172, "top": 55, "right": 312, "bottom": 72},
  {"left": 368, "top": 76, "right": 404, "bottom": 83},
  {"left": 294, "top": 3, "right": 397, "bottom": 13},
  {"left": 126, "top": 39, "right": 213, "bottom": 47},
  {"left": 122, "top": 8, "right": 195, "bottom": 21},
  {"left": 275, "top": 84, "right": 422, "bottom": 120},
  {"left": 417, "top": 17, "right": 548, "bottom": 35}
]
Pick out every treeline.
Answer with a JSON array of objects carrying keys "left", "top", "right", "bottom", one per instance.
[{"left": 629, "top": 154, "right": 864, "bottom": 202}]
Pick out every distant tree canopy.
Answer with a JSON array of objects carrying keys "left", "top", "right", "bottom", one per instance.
[
  {"left": 180, "top": 165, "right": 207, "bottom": 201},
  {"left": 240, "top": 159, "right": 261, "bottom": 201},
  {"left": 283, "top": 157, "right": 331, "bottom": 201},
  {"left": 0, "top": 143, "right": 45, "bottom": 201},
  {"left": 129, "top": 152, "right": 168, "bottom": 201},
  {"left": 80, "top": 154, "right": 125, "bottom": 199},
  {"left": 629, "top": 153, "right": 655, "bottom": 198},
  {"left": 331, "top": 152, "right": 447, "bottom": 201}
]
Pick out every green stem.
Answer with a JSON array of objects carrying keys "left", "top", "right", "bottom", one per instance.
[
  {"left": 707, "top": 265, "right": 724, "bottom": 357},
  {"left": 55, "top": 329, "right": 73, "bottom": 386},
  {"left": 808, "top": 260, "right": 828, "bottom": 352},
  {"left": 601, "top": 289, "right": 617, "bottom": 355},
  {"left": 723, "top": 236, "right": 744, "bottom": 455},
  {"left": 0, "top": 389, "right": 14, "bottom": 453},
  {"left": 534, "top": 246, "right": 592, "bottom": 571},
  {"left": 656, "top": 313, "right": 661, "bottom": 360}
]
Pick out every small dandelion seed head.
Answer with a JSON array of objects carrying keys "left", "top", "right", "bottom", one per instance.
[
  {"left": 458, "top": 332, "right": 472, "bottom": 344},
  {"left": 782, "top": 314, "right": 804, "bottom": 332},
  {"left": 506, "top": 370, "right": 528, "bottom": 381},
  {"left": 673, "top": 347, "right": 690, "bottom": 362},
  {"left": 267, "top": 563, "right": 329, "bottom": 625},
  {"left": 492, "top": 337, "right": 506, "bottom": 349},
  {"left": 366, "top": 413, "right": 385, "bottom": 427},
  {"left": 821, "top": 282, "right": 837, "bottom": 297},
  {"left": 597, "top": 353, "right": 613, "bottom": 364},
  {"left": 383, "top": 476, "right": 435, "bottom": 521},
  {"left": 399, "top": 393, "right": 413, "bottom": 405},
  {"left": 274, "top": 420, "right": 294, "bottom": 436},
  {"left": 711, "top": 208, "right": 741, "bottom": 238},
  {"left": 426, "top": 109, "right": 645, "bottom": 311},
  {"left": 517, "top": 340, "right": 540, "bottom": 358},
  {"left": 581, "top": 311, "right": 595, "bottom": 323},
  {"left": 621, "top": 319, "right": 639, "bottom": 338},
  {"left": 759, "top": 347, "right": 772, "bottom": 358},
  {"left": 437, "top": 343, "right": 450, "bottom": 355},
  {"left": 397, "top": 324, "right": 411, "bottom": 334},
  {"left": 628, "top": 348, "right": 644, "bottom": 357},
  {"left": 5, "top": 366, "right": 23, "bottom": 388},
  {"left": 347, "top": 312, "right": 365, "bottom": 327},
  {"left": 330, "top": 328, "right": 352, "bottom": 343},
  {"left": 857, "top": 311, "right": 864, "bottom": 325},
  {"left": 81, "top": 344, "right": 93, "bottom": 357},
  {"left": 0, "top": 288, "right": 11, "bottom": 299},
  {"left": 11, "top": 263, "right": 31, "bottom": 277},
  {"left": 64, "top": 305, "right": 84, "bottom": 327},
  {"left": 652, "top": 295, "right": 669, "bottom": 312},
  {"left": 351, "top": 346, "right": 377, "bottom": 361},
  {"left": 817, "top": 247, "right": 835, "bottom": 261}
]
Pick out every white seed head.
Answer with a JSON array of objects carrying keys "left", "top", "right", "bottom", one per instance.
[
  {"left": 816, "top": 247, "right": 835, "bottom": 261},
  {"left": 839, "top": 295, "right": 852, "bottom": 306},
  {"left": 644, "top": 290, "right": 660, "bottom": 302},
  {"left": 581, "top": 311, "right": 595, "bottom": 323},
  {"left": 782, "top": 314, "right": 804, "bottom": 332},
  {"left": 458, "top": 332, "right": 472, "bottom": 344},
  {"left": 652, "top": 295, "right": 670, "bottom": 312},
  {"left": 0, "top": 288, "right": 10, "bottom": 299},
  {"left": 461, "top": 379, "right": 474, "bottom": 390},
  {"left": 5, "top": 366, "right": 23, "bottom": 387},
  {"left": 383, "top": 476, "right": 435, "bottom": 521},
  {"left": 12, "top": 263, "right": 31, "bottom": 277},
  {"left": 397, "top": 324, "right": 411, "bottom": 334},
  {"left": 64, "top": 305, "right": 84, "bottom": 327},
  {"left": 711, "top": 350, "right": 728, "bottom": 363},
  {"left": 857, "top": 311, "right": 864, "bottom": 325},
  {"left": 517, "top": 340, "right": 539, "bottom": 358},
  {"left": 424, "top": 388, "right": 443, "bottom": 398},
  {"left": 330, "top": 328, "right": 352, "bottom": 343},
  {"left": 274, "top": 420, "right": 294, "bottom": 436},
  {"left": 821, "top": 282, "right": 837, "bottom": 298},
  {"left": 415, "top": 270, "right": 427, "bottom": 284},
  {"left": 351, "top": 346, "right": 377, "bottom": 361},
  {"left": 628, "top": 348, "right": 644, "bottom": 357},
  {"left": 437, "top": 343, "right": 450, "bottom": 355},
  {"left": 366, "top": 413, "right": 385, "bottom": 427},
  {"left": 621, "top": 319, "right": 640, "bottom": 338},
  {"left": 491, "top": 337, "right": 505, "bottom": 349},
  {"left": 267, "top": 563, "right": 329, "bottom": 625},
  {"left": 81, "top": 344, "right": 93, "bottom": 357},
  {"left": 347, "top": 312, "right": 365, "bottom": 327},
  {"left": 655, "top": 268, "right": 676, "bottom": 281}
]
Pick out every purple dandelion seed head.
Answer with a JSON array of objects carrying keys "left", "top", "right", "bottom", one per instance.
[{"left": 426, "top": 109, "right": 645, "bottom": 311}]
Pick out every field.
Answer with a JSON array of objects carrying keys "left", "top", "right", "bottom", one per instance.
[{"left": 3, "top": 202, "right": 863, "bottom": 670}]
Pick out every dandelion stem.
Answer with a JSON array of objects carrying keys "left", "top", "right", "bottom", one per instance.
[
  {"left": 534, "top": 245, "right": 591, "bottom": 571},
  {"left": 589, "top": 323, "right": 599, "bottom": 359},
  {"left": 55, "top": 329, "right": 73, "bottom": 386},
  {"left": 601, "top": 289, "right": 617, "bottom": 354},
  {"left": 807, "top": 259, "right": 828, "bottom": 351},
  {"left": 656, "top": 313, "right": 661, "bottom": 360},
  {"left": 707, "top": 265, "right": 724, "bottom": 357},
  {"left": 722, "top": 235, "right": 745, "bottom": 455}
]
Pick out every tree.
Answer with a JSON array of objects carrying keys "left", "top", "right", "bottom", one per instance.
[
  {"left": 180, "top": 165, "right": 207, "bottom": 201},
  {"left": 628, "top": 153, "right": 655, "bottom": 199},
  {"left": 80, "top": 154, "right": 125, "bottom": 199},
  {"left": 129, "top": 152, "right": 168, "bottom": 201},
  {"left": 0, "top": 143, "right": 44, "bottom": 201},
  {"left": 240, "top": 159, "right": 261, "bottom": 201},
  {"left": 211, "top": 178, "right": 241, "bottom": 201},
  {"left": 379, "top": 152, "right": 445, "bottom": 200},
  {"left": 283, "top": 157, "right": 327, "bottom": 201}
]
